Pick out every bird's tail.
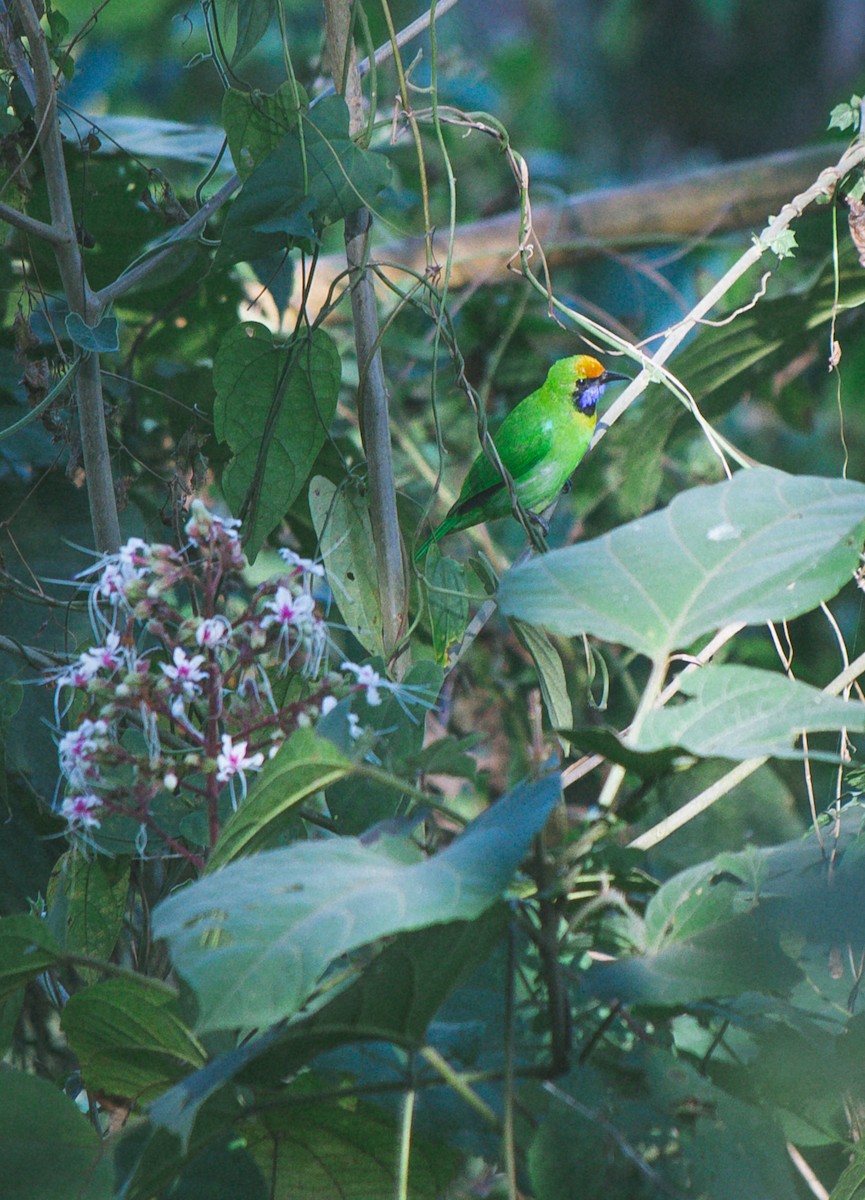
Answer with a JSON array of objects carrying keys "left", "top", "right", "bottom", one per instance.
[{"left": 414, "top": 518, "right": 449, "bottom": 563}]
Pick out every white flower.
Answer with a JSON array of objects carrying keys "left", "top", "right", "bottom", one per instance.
[
  {"left": 160, "top": 646, "right": 207, "bottom": 697},
  {"left": 118, "top": 537, "right": 151, "bottom": 570},
  {"left": 279, "top": 548, "right": 325, "bottom": 579},
  {"left": 54, "top": 656, "right": 100, "bottom": 693},
  {"left": 348, "top": 712, "right": 363, "bottom": 740},
  {"left": 163, "top": 772, "right": 178, "bottom": 792},
  {"left": 261, "top": 587, "right": 317, "bottom": 669},
  {"left": 262, "top": 587, "right": 316, "bottom": 631},
  {"left": 58, "top": 718, "right": 109, "bottom": 779},
  {"left": 195, "top": 616, "right": 232, "bottom": 649},
  {"left": 340, "top": 660, "right": 437, "bottom": 719},
  {"left": 320, "top": 695, "right": 338, "bottom": 716},
  {"left": 341, "top": 661, "right": 383, "bottom": 706},
  {"left": 185, "top": 500, "right": 243, "bottom": 546},
  {"left": 60, "top": 793, "right": 102, "bottom": 830},
  {"left": 216, "top": 734, "right": 265, "bottom": 783},
  {"left": 77, "top": 631, "right": 124, "bottom": 676},
  {"left": 85, "top": 538, "right": 150, "bottom": 608}
]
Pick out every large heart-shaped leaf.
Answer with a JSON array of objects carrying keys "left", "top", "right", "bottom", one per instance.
[
  {"left": 62, "top": 977, "right": 205, "bottom": 1103},
  {"left": 153, "top": 772, "right": 560, "bottom": 1032},
  {"left": 634, "top": 664, "right": 865, "bottom": 762},
  {"left": 0, "top": 1071, "right": 113, "bottom": 1200},
  {"left": 218, "top": 94, "right": 391, "bottom": 264},
  {"left": 222, "top": 83, "right": 307, "bottom": 180},
  {"left": 498, "top": 468, "right": 865, "bottom": 658},
  {"left": 213, "top": 323, "right": 341, "bottom": 558}
]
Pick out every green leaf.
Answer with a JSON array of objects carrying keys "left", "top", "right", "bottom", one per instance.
[
  {"left": 231, "top": 0, "right": 275, "bottom": 65},
  {"left": 64, "top": 312, "right": 120, "bottom": 352},
  {"left": 206, "top": 728, "right": 352, "bottom": 870},
  {"left": 828, "top": 96, "right": 862, "bottom": 131},
  {"left": 46, "top": 851, "right": 130, "bottom": 979},
  {"left": 498, "top": 468, "right": 865, "bottom": 658},
  {"left": 565, "top": 725, "right": 686, "bottom": 777},
  {"left": 218, "top": 95, "right": 391, "bottom": 264},
  {"left": 634, "top": 664, "right": 865, "bottom": 761},
  {"left": 830, "top": 1148, "right": 865, "bottom": 1199},
  {"left": 422, "top": 545, "right": 470, "bottom": 665},
  {"left": 530, "top": 1048, "right": 799, "bottom": 1200},
  {"left": 148, "top": 910, "right": 506, "bottom": 1140},
  {"left": 213, "top": 323, "right": 341, "bottom": 558},
  {"left": 62, "top": 976, "right": 206, "bottom": 1103},
  {"left": 0, "top": 1070, "right": 113, "bottom": 1200},
  {"left": 511, "top": 617, "right": 574, "bottom": 738},
  {"left": 223, "top": 82, "right": 307, "bottom": 180},
  {"left": 153, "top": 772, "right": 560, "bottom": 1032},
  {"left": 247, "top": 907, "right": 508, "bottom": 1078},
  {"left": 308, "top": 475, "right": 384, "bottom": 657},
  {"left": 0, "top": 679, "right": 22, "bottom": 804},
  {"left": 586, "top": 809, "right": 865, "bottom": 1007},
  {"left": 0, "top": 913, "right": 61, "bottom": 1000},
  {"left": 244, "top": 1089, "right": 460, "bottom": 1199}
]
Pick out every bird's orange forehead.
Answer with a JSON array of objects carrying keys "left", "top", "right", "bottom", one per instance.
[{"left": 572, "top": 355, "right": 606, "bottom": 379}]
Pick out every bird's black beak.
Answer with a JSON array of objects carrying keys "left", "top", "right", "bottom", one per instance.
[{"left": 599, "top": 370, "right": 631, "bottom": 385}]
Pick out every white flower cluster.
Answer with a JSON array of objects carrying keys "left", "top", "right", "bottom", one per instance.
[{"left": 48, "top": 501, "right": 428, "bottom": 850}]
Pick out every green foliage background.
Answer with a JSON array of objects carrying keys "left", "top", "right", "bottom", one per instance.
[{"left": 3, "top": 2, "right": 865, "bottom": 1199}]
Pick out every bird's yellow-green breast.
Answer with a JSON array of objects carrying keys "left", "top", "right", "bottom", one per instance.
[{"left": 415, "top": 355, "right": 628, "bottom": 561}]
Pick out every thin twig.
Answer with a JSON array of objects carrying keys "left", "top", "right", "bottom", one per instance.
[
  {"left": 0, "top": 0, "right": 35, "bottom": 106},
  {"left": 94, "top": 173, "right": 240, "bottom": 307},
  {"left": 0, "top": 198, "right": 67, "bottom": 244}
]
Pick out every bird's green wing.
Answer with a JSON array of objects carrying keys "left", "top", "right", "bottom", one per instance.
[{"left": 452, "top": 396, "right": 558, "bottom": 515}]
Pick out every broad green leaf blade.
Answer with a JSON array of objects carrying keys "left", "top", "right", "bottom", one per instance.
[
  {"left": 213, "top": 324, "right": 341, "bottom": 558},
  {"left": 0, "top": 1070, "right": 113, "bottom": 1200},
  {"left": 244, "top": 1090, "right": 460, "bottom": 1200},
  {"left": 422, "top": 546, "right": 470, "bottom": 665},
  {"left": 46, "top": 851, "right": 130, "bottom": 979},
  {"left": 530, "top": 1048, "right": 799, "bottom": 1200},
  {"left": 218, "top": 95, "right": 391, "bottom": 264},
  {"left": 309, "top": 475, "right": 384, "bottom": 657},
  {"left": 206, "top": 728, "right": 352, "bottom": 870},
  {"left": 587, "top": 809, "right": 865, "bottom": 1007},
  {"left": 62, "top": 977, "right": 206, "bottom": 1103},
  {"left": 231, "top": 0, "right": 275, "bottom": 66},
  {"left": 222, "top": 82, "right": 307, "bottom": 180},
  {"left": 0, "top": 913, "right": 62, "bottom": 1000},
  {"left": 635, "top": 664, "right": 865, "bottom": 761},
  {"left": 153, "top": 773, "right": 560, "bottom": 1032},
  {"left": 498, "top": 468, "right": 865, "bottom": 658},
  {"left": 586, "top": 912, "right": 801, "bottom": 1006},
  {"left": 148, "top": 910, "right": 506, "bottom": 1140}
]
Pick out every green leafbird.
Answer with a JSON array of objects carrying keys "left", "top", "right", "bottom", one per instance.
[{"left": 415, "top": 355, "right": 629, "bottom": 561}]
